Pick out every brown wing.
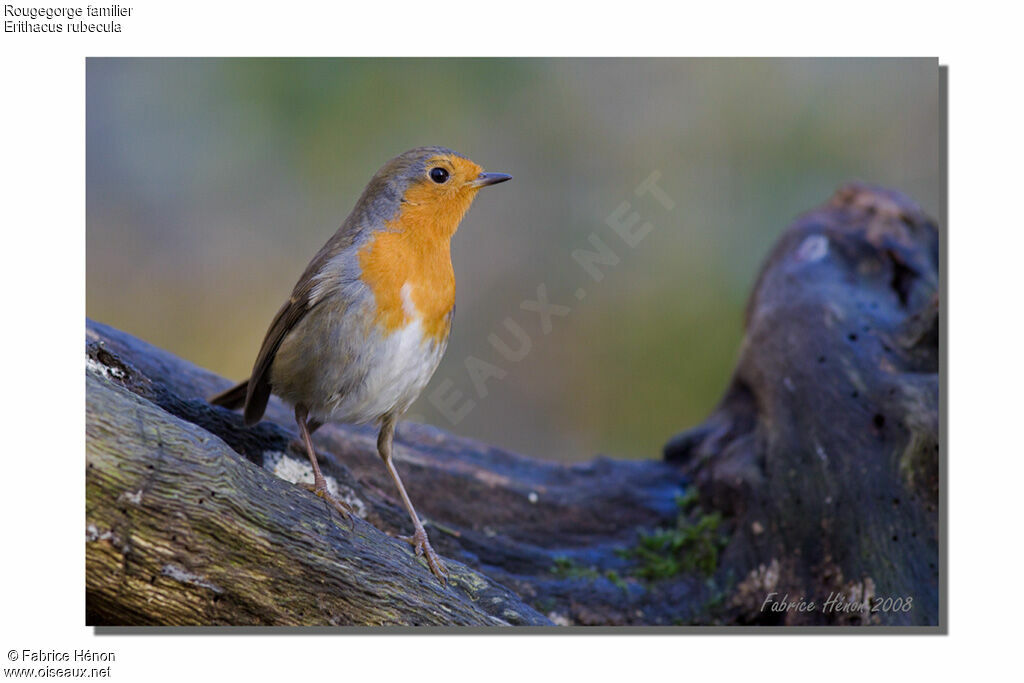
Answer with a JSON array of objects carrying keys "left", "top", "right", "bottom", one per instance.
[
  {"left": 242, "top": 292, "right": 311, "bottom": 425},
  {"left": 240, "top": 218, "right": 373, "bottom": 425},
  {"left": 238, "top": 166, "right": 400, "bottom": 425}
]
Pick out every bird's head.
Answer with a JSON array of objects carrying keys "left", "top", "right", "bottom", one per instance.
[{"left": 369, "top": 146, "right": 511, "bottom": 239}]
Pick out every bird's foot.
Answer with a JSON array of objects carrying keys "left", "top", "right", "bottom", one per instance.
[
  {"left": 400, "top": 526, "right": 449, "bottom": 585},
  {"left": 301, "top": 479, "right": 355, "bottom": 523}
]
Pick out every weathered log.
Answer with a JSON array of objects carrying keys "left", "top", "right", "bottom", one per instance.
[
  {"left": 85, "top": 183, "right": 939, "bottom": 626},
  {"left": 86, "top": 319, "right": 686, "bottom": 626},
  {"left": 665, "top": 183, "right": 940, "bottom": 625},
  {"left": 86, "top": 371, "right": 548, "bottom": 626}
]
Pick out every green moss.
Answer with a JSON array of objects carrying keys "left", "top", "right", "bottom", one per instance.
[
  {"left": 533, "top": 597, "right": 557, "bottom": 614},
  {"left": 603, "top": 569, "right": 628, "bottom": 592},
  {"left": 550, "top": 556, "right": 600, "bottom": 580},
  {"left": 618, "top": 491, "right": 729, "bottom": 580},
  {"left": 674, "top": 488, "right": 700, "bottom": 511},
  {"left": 549, "top": 557, "right": 630, "bottom": 594},
  {"left": 700, "top": 577, "right": 728, "bottom": 612}
]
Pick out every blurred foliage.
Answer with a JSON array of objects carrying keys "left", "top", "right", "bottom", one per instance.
[{"left": 86, "top": 58, "right": 939, "bottom": 462}]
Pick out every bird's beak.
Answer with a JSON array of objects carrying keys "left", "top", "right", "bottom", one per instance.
[{"left": 472, "top": 172, "right": 512, "bottom": 188}]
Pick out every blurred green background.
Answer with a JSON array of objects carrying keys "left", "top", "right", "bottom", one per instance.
[{"left": 86, "top": 58, "right": 939, "bottom": 462}]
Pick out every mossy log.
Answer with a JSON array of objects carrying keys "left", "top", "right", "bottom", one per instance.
[{"left": 86, "top": 183, "right": 939, "bottom": 627}]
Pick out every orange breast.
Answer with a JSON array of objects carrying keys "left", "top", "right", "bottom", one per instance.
[
  {"left": 357, "top": 155, "right": 484, "bottom": 343},
  {"left": 357, "top": 210, "right": 457, "bottom": 343}
]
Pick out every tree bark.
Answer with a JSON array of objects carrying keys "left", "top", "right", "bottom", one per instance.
[
  {"left": 86, "top": 372, "right": 549, "bottom": 626},
  {"left": 86, "top": 183, "right": 939, "bottom": 626},
  {"left": 665, "top": 183, "right": 940, "bottom": 625}
]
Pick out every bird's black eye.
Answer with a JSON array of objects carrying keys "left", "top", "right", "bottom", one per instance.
[{"left": 429, "top": 167, "right": 450, "bottom": 184}]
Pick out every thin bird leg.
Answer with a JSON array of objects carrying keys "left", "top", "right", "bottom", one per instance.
[
  {"left": 288, "top": 417, "right": 322, "bottom": 455},
  {"left": 378, "top": 415, "right": 449, "bottom": 584},
  {"left": 295, "top": 404, "right": 352, "bottom": 519}
]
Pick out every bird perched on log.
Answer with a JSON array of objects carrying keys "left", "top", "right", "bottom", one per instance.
[{"left": 211, "top": 146, "right": 511, "bottom": 583}]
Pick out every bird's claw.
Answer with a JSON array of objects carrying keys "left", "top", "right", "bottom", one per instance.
[
  {"left": 301, "top": 481, "right": 355, "bottom": 523},
  {"left": 400, "top": 527, "right": 449, "bottom": 585}
]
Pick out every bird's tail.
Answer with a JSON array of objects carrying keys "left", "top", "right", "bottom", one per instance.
[{"left": 209, "top": 379, "right": 249, "bottom": 410}]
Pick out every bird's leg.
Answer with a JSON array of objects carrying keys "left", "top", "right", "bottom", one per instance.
[
  {"left": 288, "top": 417, "right": 322, "bottom": 452},
  {"left": 378, "top": 415, "right": 449, "bottom": 584},
  {"left": 295, "top": 404, "right": 352, "bottom": 519}
]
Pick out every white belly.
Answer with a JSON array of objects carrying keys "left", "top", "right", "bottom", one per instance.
[
  {"left": 271, "top": 280, "right": 449, "bottom": 425},
  {"left": 329, "top": 317, "right": 444, "bottom": 424}
]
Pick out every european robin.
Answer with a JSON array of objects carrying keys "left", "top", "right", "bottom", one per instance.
[{"left": 211, "top": 146, "right": 511, "bottom": 583}]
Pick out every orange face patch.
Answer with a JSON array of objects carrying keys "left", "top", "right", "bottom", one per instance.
[{"left": 358, "top": 154, "right": 486, "bottom": 342}]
